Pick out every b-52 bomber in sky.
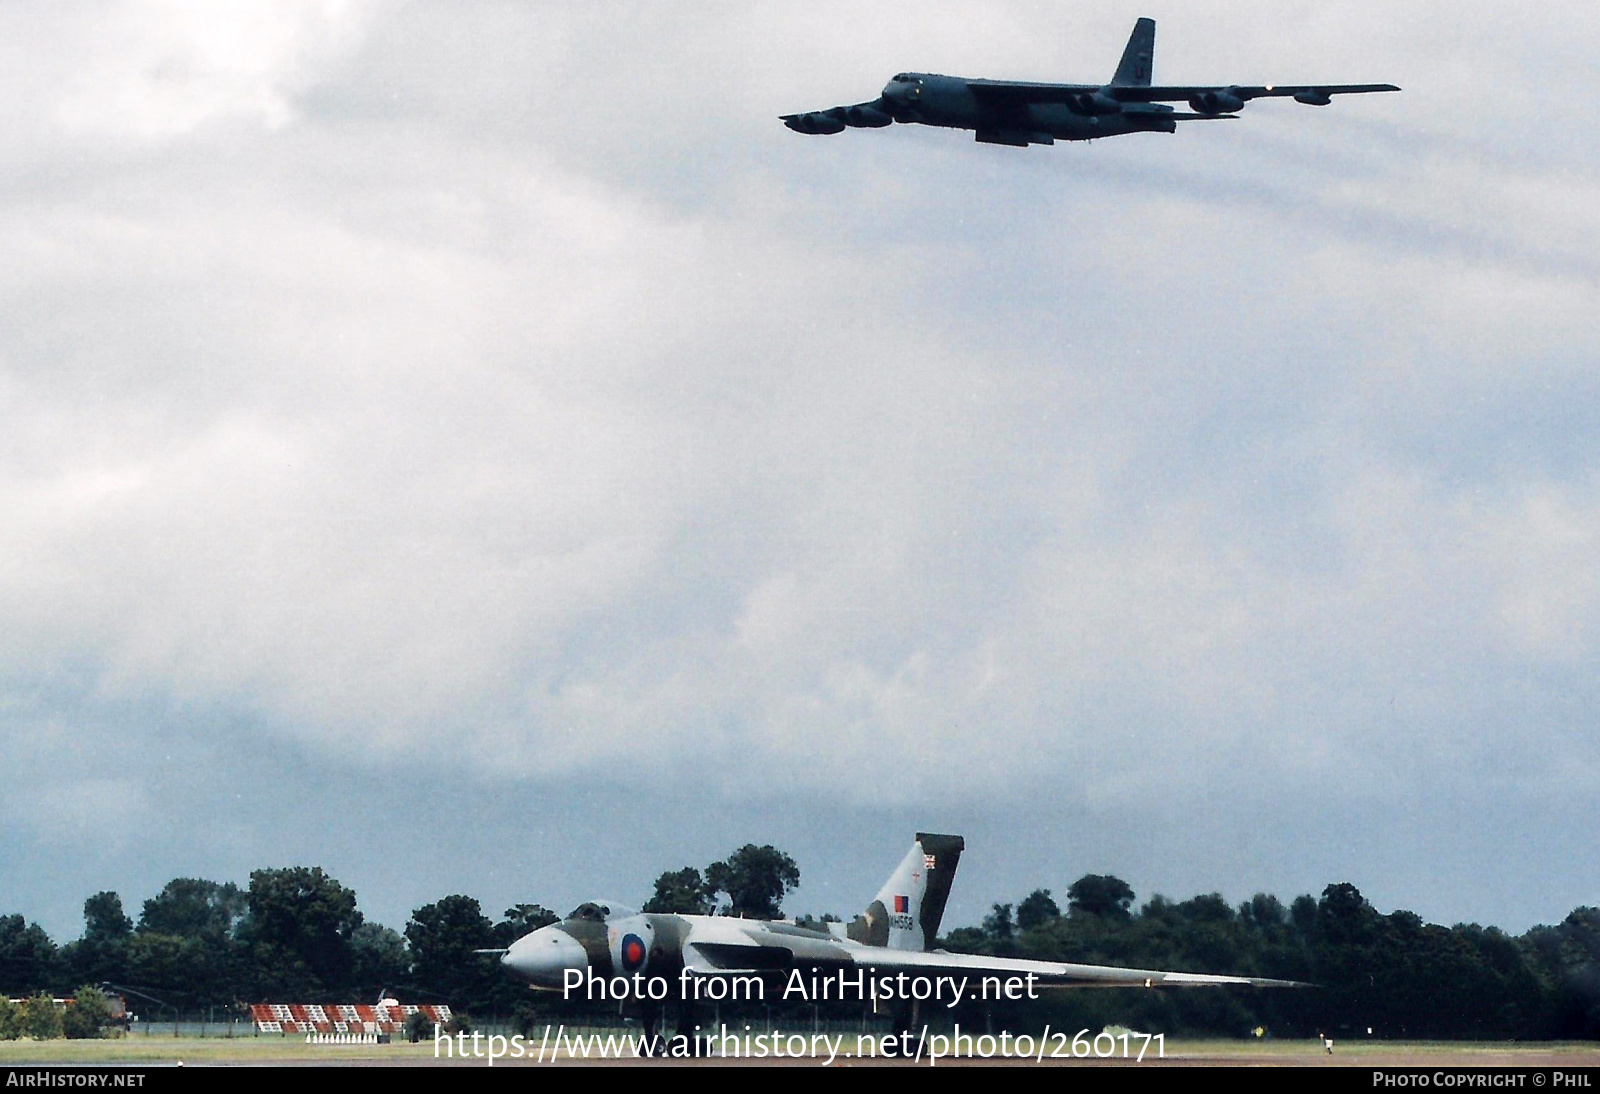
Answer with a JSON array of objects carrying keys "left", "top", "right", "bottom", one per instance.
[
  {"left": 500, "top": 833, "right": 1302, "bottom": 1032},
  {"left": 782, "top": 18, "right": 1398, "bottom": 147}
]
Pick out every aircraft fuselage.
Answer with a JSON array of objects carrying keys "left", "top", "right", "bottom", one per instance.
[
  {"left": 880, "top": 73, "right": 1178, "bottom": 145},
  {"left": 780, "top": 18, "right": 1397, "bottom": 149}
]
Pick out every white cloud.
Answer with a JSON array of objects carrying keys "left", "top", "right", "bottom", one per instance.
[
  {"left": 50, "top": 0, "right": 373, "bottom": 139},
  {"left": 1, "top": 1, "right": 1598, "bottom": 828}
]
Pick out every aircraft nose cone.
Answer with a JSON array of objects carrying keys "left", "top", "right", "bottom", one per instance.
[
  {"left": 880, "top": 82, "right": 919, "bottom": 120},
  {"left": 503, "top": 925, "right": 587, "bottom": 989}
]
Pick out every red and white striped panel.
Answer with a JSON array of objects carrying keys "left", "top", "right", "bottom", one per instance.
[{"left": 252, "top": 1002, "right": 446, "bottom": 1035}]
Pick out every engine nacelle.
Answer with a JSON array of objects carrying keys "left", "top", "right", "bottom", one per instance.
[
  {"left": 1189, "top": 88, "right": 1245, "bottom": 114},
  {"left": 1068, "top": 91, "right": 1122, "bottom": 115},
  {"left": 844, "top": 104, "right": 892, "bottom": 128},
  {"left": 783, "top": 112, "right": 847, "bottom": 135}
]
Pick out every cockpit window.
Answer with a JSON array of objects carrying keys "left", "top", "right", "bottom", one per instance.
[{"left": 564, "top": 899, "right": 640, "bottom": 922}]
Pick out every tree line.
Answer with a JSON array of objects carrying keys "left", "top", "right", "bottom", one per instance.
[
  {"left": 0, "top": 867, "right": 557, "bottom": 1024},
  {"left": 1, "top": 851, "right": 1596, "bottom": 1039},
  {"left": 943, "top": 877, "right": 1599, "bottom": 1040}
]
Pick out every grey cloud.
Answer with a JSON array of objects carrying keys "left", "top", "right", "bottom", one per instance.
[{"left": 1, "top": 2, "right": 1595, "bottom": 938}]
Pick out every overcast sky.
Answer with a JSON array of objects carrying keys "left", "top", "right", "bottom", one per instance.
[{"left": 2, "top": 1, "right": 1597, "bottom": 943}]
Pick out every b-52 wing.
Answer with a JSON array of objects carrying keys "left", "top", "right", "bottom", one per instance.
[{"left": 966, "top": 79, "right": 1399, "bottom": 109}]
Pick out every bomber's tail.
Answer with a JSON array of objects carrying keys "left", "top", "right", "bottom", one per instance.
[
  {"left": 846, "top": 833, "right": 965, "bottom": 951},
  {"left": 1111, "top": 17, "right": 1155, "bottom": 87}
]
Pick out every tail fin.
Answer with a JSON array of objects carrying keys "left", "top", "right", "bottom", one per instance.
[
  {"left": 1111, "top": 17, "right": 1155, "bottom": 87},
  {"left": 846, "top": 833, "right": 965, "bottom": 951}
]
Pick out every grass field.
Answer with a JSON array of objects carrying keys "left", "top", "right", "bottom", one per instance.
[{"left": 2, "top": 1035, "right": 1597, "bottom": 1066}]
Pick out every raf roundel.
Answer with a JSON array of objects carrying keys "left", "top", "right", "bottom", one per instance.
[{"left": 620, "top": 933, "right": 648, "bottom": 972}]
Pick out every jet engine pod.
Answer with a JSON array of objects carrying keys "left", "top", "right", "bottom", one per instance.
[
  {"left": 844, "top": 104, "right": 892, "bottom": 128},
  {"left": 1068, "top": 91, "right": 1123, "bottom": 115},
  {"left": 1189, "top": 88, "right": 1245, "bottom": 114},
  {"left": 784, "top": 112, "right": 847, "bottom": 135}
]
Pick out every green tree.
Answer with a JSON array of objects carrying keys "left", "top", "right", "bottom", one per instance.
[
  {"left": 119, "top": 928, "right": 237, "bottom": 1009},
  {"left": 1318, "top": 882, "right": 1377, "bottom": 943},
  {"left": 112, "top": 879, "right": 251, "bottom": 1007},
  {"left": 1176, "top": 894, "right": 1235, "bottom": 923},
  {"left": 83, "top": 893, "right": 133, "bottom": 943},
  {"left": 18, "top": 994, "right": 63, "bottom": 1040},
  {"left": 642, "top": 868, "right": 714, "bottom": 915},
  {"left": 349, "top": 923, "right": 411, "bottom": 998},
  {"left": 496, "top": 904, "right": 559, "bottom": 944},
  {"left": 139, "top": 879, "right": 246, "bottom": 938},
  {"left": 240, "top": 867, "right": 363, "bottom": 997},
  {"left": 66, "top": 892, "right": 135, "bottom": 989},
  {"left": 0, "top": 997, "right": 20, "bottom": 1040},
  {"left": 1524, "top": 906, "right": 1600, "bottom": 1038},
  {"left": 1289, "top": 894, "right": 1319, "bottom": 935},
  {"left": 404, "top": 1009, "right": 434, "bottom": 1043},
  {"left": 705, "top": 846, "right": 800, "bottom": 920},
  {"left": 406, "top": 896, "right": 498, "bottom": 1008},
  {"left": 61, "top": 985, "right": 112, "bottom": 1040},
  {"left": 1016, "top": 889, "right": 1061, "bottom": 932},
  {"left": 0, "top": 915, "right": 60, "bottom": 995},
  {"left": 983, "top": 903, "right": 1015, "bottom": 943},
  {"left": 1240, "top": 893, "right": 1286, "bottom": 930},
  {"left": 1066, "top": 875, "right": 1136, "bottom": 921}
]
